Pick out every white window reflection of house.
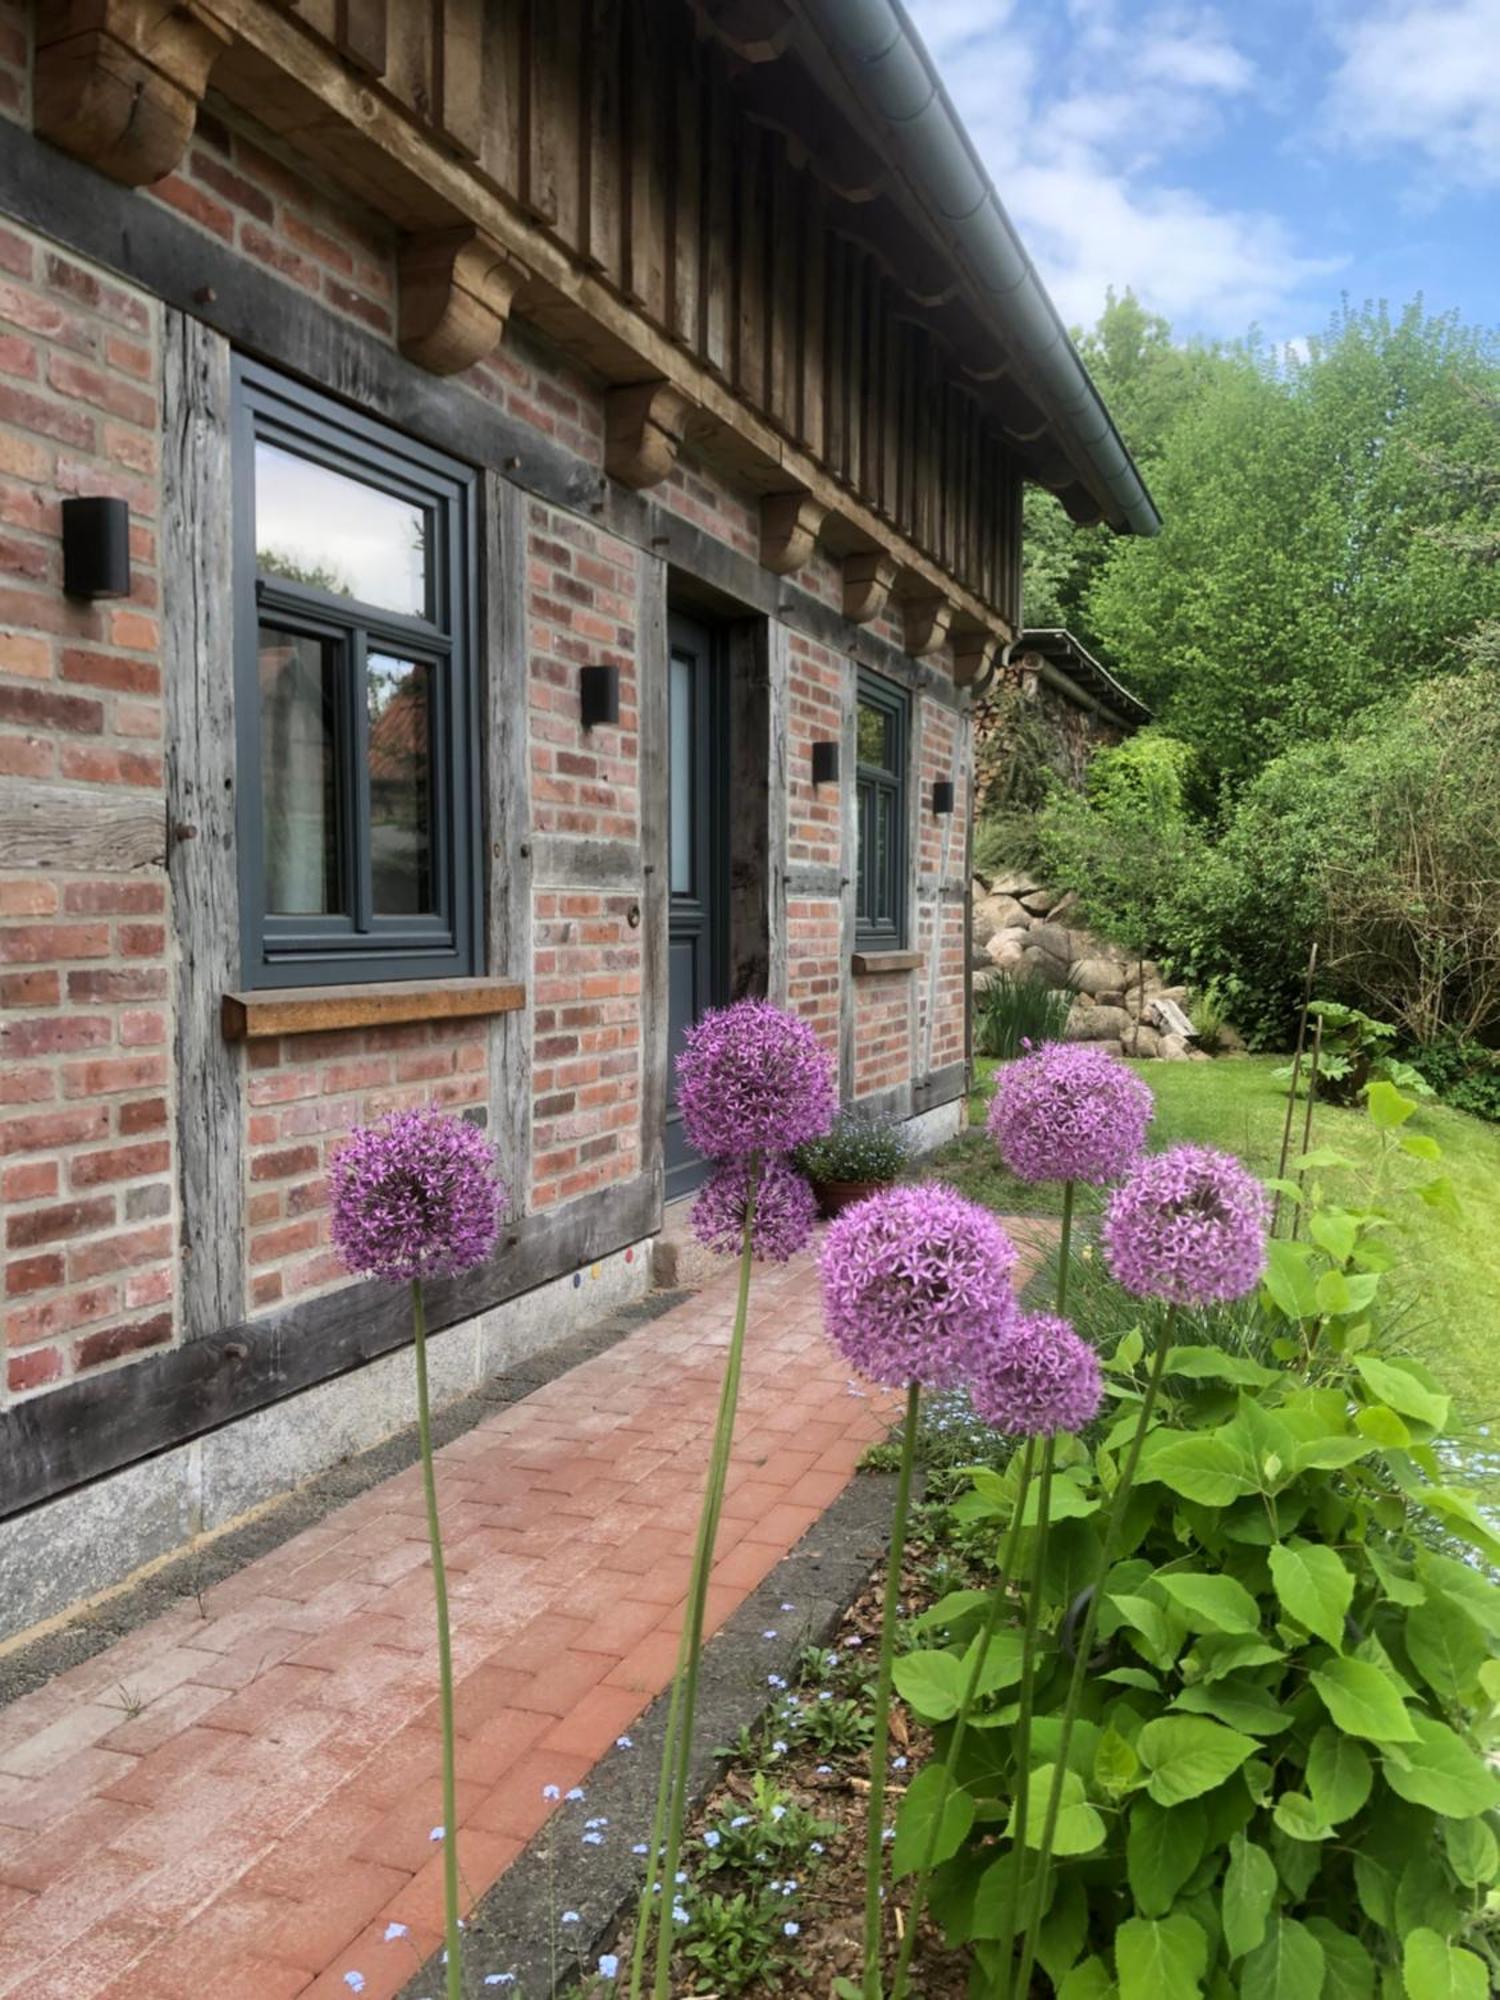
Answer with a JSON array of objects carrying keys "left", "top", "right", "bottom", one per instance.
[{"left": 254, "top": 440, "right": 428, "bottom": 617}]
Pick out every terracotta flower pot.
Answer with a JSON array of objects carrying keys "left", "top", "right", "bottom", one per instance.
[{"left": 813, "top": 1177, "right": 891, "bottom": 1218}]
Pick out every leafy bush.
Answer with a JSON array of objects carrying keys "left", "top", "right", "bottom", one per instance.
[
  {"left": 974, "top": 974, "right": 1074, "bottom": 1060},
  {"left": 897, "top": 1090, "right": 1500, "bottom": 1998},
  {"left": 1406, "top": 1037, "right": 1500, "bottom": 1124},
  {"left": 1274, "top": 1001, "right": 1435, "bottom": 1107},
  {"left": 793, "top": 1113, "right": 909, "bottom": 1185}
]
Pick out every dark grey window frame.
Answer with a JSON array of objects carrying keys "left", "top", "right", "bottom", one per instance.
[
  {"left": 231, "top": 358, "right": 481, "bottom": 988},
  {"left": 855, "top": 668, "right": 909, "bottom": 951}
]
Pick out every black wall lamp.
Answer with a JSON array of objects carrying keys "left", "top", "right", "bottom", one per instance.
[
  {"left": 62, "top": 496, "right": 131, "bottom": 600},
  {"left": 811, "top": 740, "right": 839, "bottom": 785},
  {"left": 579, "top": 663, "right": 620, "bottom": 730},
  {"left": 932, "top": 780, "right": 955, "bottom": 815}
]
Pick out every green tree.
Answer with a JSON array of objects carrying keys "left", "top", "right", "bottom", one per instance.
[{"left": 1087, "top": 300, "right": 1500, "bottom": 787}]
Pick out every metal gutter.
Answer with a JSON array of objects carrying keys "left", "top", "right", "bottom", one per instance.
[
  {"left": 795, "top": 0, "right": 1161, "bottom": 538},
  {"left": 1017, "top": 627, "right": 1151, "bottom": 727}
]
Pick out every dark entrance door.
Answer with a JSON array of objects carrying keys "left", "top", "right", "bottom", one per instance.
[{"left": 664, "top": 609, "right": 728, "bottom": 1200}]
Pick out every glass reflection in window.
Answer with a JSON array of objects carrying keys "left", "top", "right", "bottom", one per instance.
[
  {"left": 255, "top": 440, "right": 428, "bottom": 617},
  {"left": 258, "top": 626, "right": 342, "bottom": 915},
  {"left": 367, "top": 654, "right": 433, "bottom": 915}
]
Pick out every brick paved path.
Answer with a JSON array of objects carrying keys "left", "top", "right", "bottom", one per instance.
[{"left": 0, "top": 1231, "right": 1047, "bottom": 1999}]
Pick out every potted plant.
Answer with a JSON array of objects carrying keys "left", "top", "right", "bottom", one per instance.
[{"left": 793, "top": 1112, "right": 910, "bottom": 1216}]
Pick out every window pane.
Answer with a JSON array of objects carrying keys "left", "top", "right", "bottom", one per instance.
[
  {"left": 669, "top": 652, "right": 694, "bottom": 895},
  {"left": 857, "top": 700, "right": 892, "bottom": 772},
  {"left": 258, "top": 626, "right": 342, "bottom": 916},
  {"left": 367, "top": 654, "right": 434, "bottom": 915},
  {"left": 875, "top": 788, "right": 893, "bottom": 921},
  {"left": 256, "top": 440, "right": 428, "bottom": 617}
]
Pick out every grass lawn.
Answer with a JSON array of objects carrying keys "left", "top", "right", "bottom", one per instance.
[{"left": 936, "top": 1053, "right": 1500, "bottom": 1451}]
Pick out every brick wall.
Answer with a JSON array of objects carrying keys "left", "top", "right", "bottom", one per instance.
[
  {"left": 531, "top": 892, "right": 642, "bottom": 1209},
  {"left": 853, "top": 973, "right": 911, "bottom": 1099},
  {"left": 916, "top": 695, "right": 969, "bottom": 1076},
  {"left": 0, "top": 223, "right": 174, "bottom": 1400}
]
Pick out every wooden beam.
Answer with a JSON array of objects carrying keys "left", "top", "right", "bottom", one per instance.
[
  {"left": 0, "top": 1172, "right": 661, "bottom": 1522},
  {"left": 34, "top": 0, "right": 232, "bottom": 188},
  {"left": 163, "top": 311, "right": 243, "bottom": 1343},
  {"left": 397, "top": 226, "right": 529, "bottom": 375},
  {"left": 0, "top": 780, "right": 164, "bottom": 872},
  {"left": 842, "top": 550, "right": 897, "bottom": 625},
  {"left": 903, "top": 592, "right": 954, "bottom": 659},
  {"left": 222, "top": 978, "right": 526, "bottom": 1041},
  {"left": 637, "top": 547, "right": 669, "bottom": 1208},
  {"left": 951, "top": 627, "right": 999, "bottom": 689},
  {"left": 604, "top": 379, "right": 692, "bottom": 490},
  {"left": 698, "top": 0, "right": 795, "bottom": 62},
  {"left": 335, "top": 0, "right": 387, "bottom": 76},
  {"left": 760, "top": 490, "right": 827, "bottom": 576}
]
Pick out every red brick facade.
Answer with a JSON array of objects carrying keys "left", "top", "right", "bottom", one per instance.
[{"left": 0, "top": 94, "right": 975, "bottom": 1435}]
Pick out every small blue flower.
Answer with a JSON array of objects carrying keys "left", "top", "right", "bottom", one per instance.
[
  {"left": 784, "top": 1921, "right": 801, "bottom": 1937},
  {"left": 583, "top": 1831, "right": 604, "bottom": 1846},
  {"left": 484, "top": 1977, "right": 517, "bottom": 1989},
  {"left": 632, "top": 1843, "right": 649, "bottom": 1855},
  {"left": 771, "top": 1740, "right": 788, "bottom": 1755},
  {"left": 780, "top": 1602, "right": 795, "bottom": 1612},
  {"left": 615, "top": 1735, "right": 634, "bottom": 1749},
  {"left": 542, "top": 1785, "right": 561, "bottom": 1801},
  {"left": 586, "top": 1816, "right": 609, "bottom": 1828},
  {"left": 816, "top": 1764, "right": 833, "bottom": 1775},
  {"left": 383, "top": 1922, "right": 409, "bottom": 1942},
  {"left": 428, "top": 1826, "right": 445, "bottom": 1842},
  {"left": 343, "top": 1977, "right": 366, "bottom": 1995},
  {"left": 730, "top": 1814, "right": 751, "bottom": 1828},
  {"left": 672, "top": 1903, "right": 690, "bottom": 1925},
  {"left": 598, "top": 1955, "right": 620, "bottom": 1981},
  {"left": 763, "top": 1629, "right": 778, "bottom": 1640},
  {"left": 771, "top": 1805, "right": 787, "bottom": 1821},
  {"left": 810, "top": 1841, "right": 825, "bottom": 1854},
  {"left": 675, "top": 1871, "right": 688, "bottom": 1885},
  {"left": 566, "top": 1786, "right": 586, "bottom": 1802},
  {"left": 703, "top": 1830, "right": 721, "bottom": 1849},
  {"left": 767, "top": 1674, "right": 787, "bottom": 1689},
  {"left": 892, "top": 1756, "right": 908, "bottom": 1770},
  {"left": 562, "top": 1910, "right": 581, "bottom": 1925}
]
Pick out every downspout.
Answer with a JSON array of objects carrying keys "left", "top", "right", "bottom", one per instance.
[{"left": 796, "top": 0, "right": 1161, "bottom": 538}]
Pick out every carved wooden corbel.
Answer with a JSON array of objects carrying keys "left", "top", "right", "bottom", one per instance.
[
  {"left": 35, "top": 1, "right": 233, "bottom": 188},
  {"left": 398, "top": 228, "right": 529, "bottom": 376},
  {"left": 951, "top": 628, "right": 1000, "bottom": 689},
  {"left": 841, "top": 551, "right": 897, "bottom": 626},
  {"left": 604, "top": 381, "right": 693, "bottom": 490},
  {"left": 759, "top": 491, "right": 827, "bottom": 576},
  {"left": 902, "top": 593, "right": 954, "bottom": 659}
]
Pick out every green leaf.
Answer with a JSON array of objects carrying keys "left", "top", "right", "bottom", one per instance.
[
  {"left": 1111, "top": 1593, "right": 1185, "bottom": 1666},
  {"left": 1442, "top": 1815, "right": 1499, "bottom": 1889},
  {"left": 890, "top": 1761, "right": 974, "bottom": 1878},
  {"left": 1367, "top": 1547, "right": 1425, "bottom": 1607},
  {"left": 1269, "top": 1537, "right": 1353, "bottom": 1649},
  {"left": 1306, "top": 1920, "right": 1376, "bottom": 2000},
  {"left": 1356, "top": 1404, "right": 1413, "bottom": 1448},
  {"left": 1018, "top": 1474, "right": 1099, "bottom": 1525},
  {"left": 1156, "top": 1572, "right": 1261, "bottom": 1635},
  {"left": 1241, "top": 1917, "right": 1326, "bottom": 2000},
  {"left": 1418, "top": 1175, "right": 1461, "bottom": 1219},
  {"left": 1366, "top": 1079, "right": 1417, "bottom": 1129},
  {"left": 1272, "top": 1790, "right": 1334, "bottom": 1841},
  {"left": 1309, "top": 1210, "right": 1360, "bottom": 1262},
  {"left": 1104, "top": 1667, "right": 1163, "bottom": 1692},
  {"left": 1317, "top": 1268, "right": 1381, "bottom": 1316},
  {"left": 1141, "top": 1434, "right": 1258, "bottom": 1507},
  {"left": 1355, "top": 1355, "right": 1450, "bottom": 1430},
  {"left": 1310, "top": 1656, "right": 1417, "bottom": 1741},
  {"left": 1127, "top": 1796, "right": 1207, "bottom": 1917},
  {"left": 1382, "top": 1714, "right": 1500, "bottom": 1817},
  {"left": 1174, "top": 1677, "right": 1293, "bottom": 1737},
  {"left": 1037, "top": 1874, "right": 1089, "bottom": 1985},
  {"left": 1290, "top": 1147, "right": 1355, "bottom": 1171},
  {"left": 1015, "top": 1763, "right": 1105, "bottom": 1856},
  {"left": 1222, "top": 1831, "right": 1277, "bottom": 1960},
  {"left": 1404, "top": 1595, "right": 1487, "bottom": 1704},
  {"left": 1399, "top": 1133, "right": 1442, "bottom": 1162},
  {"left": 1095, "top": 1725, "right": 1140, "bottom": 1797},
  {"left": 1196, "top": 1634, "right": 1285, "bottom": 1682},
  {"left": 912, "top": 1588, "right": 991, "bottom": 1633},
  {"left": 1116, "top": 1913, "right": 1208, "bottom": 2000},
  {"left": 1263, "top": 1238, "right": 1321, "bottom": 1321},
  {"left": 1137, "top": 1716, "right": 1257, "bottom": 1806},
  {"left": 1060, "top": 1958, "right": 1119, "bottom": 2000},
  {"left": 1402, "top": 1927, "right": 1488, "bottom": 2000},
  {"left": 1164, "top": 1345, "right": 1282, "bottom": 1388},
  {"left": 1306, "top": 1727, "right": 1373, "bottom": 1824},
  {"left": 891, "top": 1648, "right": 965, "bottom": 1722}
]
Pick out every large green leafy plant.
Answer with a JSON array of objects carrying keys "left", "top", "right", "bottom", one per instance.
[{"left": 895, "top": 1092, "right": 1500, "bottom": 1998}]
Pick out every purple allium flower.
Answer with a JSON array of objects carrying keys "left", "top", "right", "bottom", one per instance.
[
  {"left": 968, "top": 1311, "right": 1103, "bottom": 1436},
  {"left": 1103, "top": 1144, "right": 1269, "bottom": 1305},
  {"left": 329, "top": 1107, "right": 505, "bottom": 1284},
  {"left": 819, "top": 1185, "right": 1020, "bottom": 1389},
  {"left": 690, "top": 1155, "right": 817, "bottom": 1262},
  {"left": 987, "top": 1041, "right": 1153, "bottom": 1186},
  {"left": 675, "top": 999, "right": 837, "bottom": 1159}
]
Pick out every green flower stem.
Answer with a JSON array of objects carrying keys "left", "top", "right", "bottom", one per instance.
[
  {"left": 862, "top": 1380, "right": 923, "bottom": 2000},
  {"left": 411, "top": 1279, "right": 463, "bottom": 2000},
  {"left": 624, "top": 1627, "right": 690, "bottom": 1998},
  {"left": 998, "top": 1435, "right": 1055, "bottom": 2000},
  {"left": 1012, "top": 1303, "right": 1179, "bottom": 1999},
  {"left": 1055, "top": 1180, "right": 1076, "bottom": 1316},
  {"left": 647, "top": 1159, "right": 761, "bottom": 2000},
  {"left": 890, "top": 1435, "right": 1038, "bottom": 2000}
]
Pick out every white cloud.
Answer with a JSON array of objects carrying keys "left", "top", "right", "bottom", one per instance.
[
  {"left": 1326, "top": 0, "right": 1500, "bottom": 188},
  {"left": 907, "top": 0, "right": 1340, "bottom": 335}
]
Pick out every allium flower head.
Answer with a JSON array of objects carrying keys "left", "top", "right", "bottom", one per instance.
[
  {"left": 329, "top": 1107, "right": 505, "bottom": 1284},
  {"left": 969, "top": 1311, "right": 1103, "bottom": 1436},
  {"left": 1103, "top": 1143, "right": 1269, "bottom": 1305},
  {"left": 691, "top": 1155, "right": 817, "bottom": 1262},
  {"left": 988, "top": 1040, "right": 1153, "bottom": 1185},
  {"left": 819, "top": 1184, "right": 1020, "bottom": 1389},
  {"left": 676, "top": 1000, "right": 837, "bottom": 1159}
]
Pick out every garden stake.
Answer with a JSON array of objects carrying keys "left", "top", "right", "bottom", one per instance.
[
  {"left": 411, "top": 1279, "right": 464, "bottom": 2000},
  {"left": 1288, "top": 1012, "right": 1325, "bottom": 1242},
  {"left": 1012, "top": 1305, "right": 1180, "bottom": 2000},
  {"left": 889, "top": 1437, "right": 1037, "bottom": 2000},
  {"left": 1271, "top": 941, "right": 1319, "bottom": 1233},
  {"left": 644, "top": 1158, "right": 761, "bottom": 2000},
  {"left": 862, "top": 1379, "right": 923, "bottom": 2000}
]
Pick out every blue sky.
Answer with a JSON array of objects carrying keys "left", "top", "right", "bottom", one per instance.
[{"left": 904, "top": 0, "right": 1500, "bottom": 348}]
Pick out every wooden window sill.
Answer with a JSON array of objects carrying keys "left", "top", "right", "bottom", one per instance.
[
  {"left": 851, "top": 950, "right": 924, "bottom": 976},
  {"left": 222, "top": 978, "right": 525, "bottom": 1041}
]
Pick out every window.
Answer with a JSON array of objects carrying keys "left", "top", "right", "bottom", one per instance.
[
  {"left": 855, "top": 671, "right": 908, "bottom": 950},
  {"left": 232, "top": 361, "right": 480, "bottom": 986}
]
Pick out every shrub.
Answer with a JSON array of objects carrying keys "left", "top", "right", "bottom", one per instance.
[
  {"left": 973, "top": 974, "right": 1074, "bottom": 1060},
  {"left": 793, "top": 1112, "right": 909, "bottom": 1186},
  {"left": 1406, "top": 1036, "right": 1500, "bottom": 1124}
]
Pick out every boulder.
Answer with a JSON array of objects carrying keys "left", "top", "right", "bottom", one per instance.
[
  {"left": 1020, "top": 944, "right": 1071, "bottom": 989},
  {"left": 1070, "top": 957, "right": 1128, "bottom": 998},
  {"left": 1064, "top": 1005, "right": 1131, "bottom": 1043},
  {"left": 1027, "top": 922, "right": 1073, "bottom": 965},
  {"left": 986, "top": 934, "right": 1026, "bottom": 970},
  {"left": 1049, "top": 889, "right": 1080, "bottom": 924},
  {"left": 991, "top": 870, "right": 1044, "bottom": 899},
  {"left": 1097, "top": 989, "right": 1126, "bottom": 1010},
  {"left": 971, "top": 874, "right": 991, "bottom": 900},
  {"left": 1126, "top": 1023, "right": 1160, "bottom": 1059},
  {"left": 1019, "top": 887, "right": 1058, "bottom": 915},
  {"left": 976, "top": 892, "right": 1029, "bottom": 933},
  {"left": 1158, "top": 1033, "right": 1191, "bottom": 1061}
]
